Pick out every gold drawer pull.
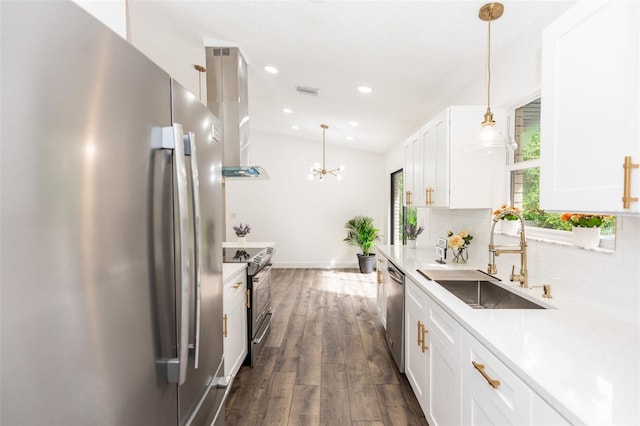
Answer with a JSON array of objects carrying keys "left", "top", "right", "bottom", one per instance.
[
  {"left": 426, "top": 187, "right": 434, "bottom": 206},
  {"left": 377, "top": 270, "right": 383, "bottom": 284},
  {"left": 406, "top": 190, "right": 413, "bottom": 205},
  {"left": 417, "top": 321, "right": 424, "bottom": 347},
  {"left": 472, "top": 361, "right": 501, "bottom": 389},
  {"left": 622, "top": 156, "right": 639, "bottom": 209},
  {"left": 232, "top": 281, "right": 243, "bottom": 289},
  {"left": 223, "top": 314, "right": 228, "bottom": 338},
  {"left": 246, "top": 289, "right": 251, "bottom": 308},
  {"left": 421, "top": 326, "right": 429, "bottom": 352}
]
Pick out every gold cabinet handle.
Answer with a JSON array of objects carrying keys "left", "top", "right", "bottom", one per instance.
[
  {"left": 232, "top": 281, "right": 243, "bottom": 289},
  {"left": 223, "top": 314, "right": 228, "bottom": 338},
  {"left": 246, "top": 289, "right": 250, "bottom": 308},
  {"left": 406, "top": 191, "right": 413, "bottom": 205},
  {"left": 417, "top": 321, "right": 428, "bottom": 352},
  {"left": 421, "top": 325, "right": 429, "bottom": 352},
  {"left": 377, "top": 270, "right": 383, "bottom": 284},
  {"left": 472, "top": 361, "right": 501, "bottom": 389},
  {"left": 622, "top": 156, "right": 639, "bottom": 209},
  {"left": 425, "top": 187, "right": 434, "bottom": 206}
]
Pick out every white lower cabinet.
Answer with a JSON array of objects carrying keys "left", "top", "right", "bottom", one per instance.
[
  {"left": 427, "top": 298, "right": 462, "bottom": 426},
  {"left": 405, "top": 278, "right": 461, "bottom": 425},
  {"left": 531, "top": 392, "right": 570, "bottom": 426},
  {"left": 223, "top": 267, "right": 247, "bottom": 378},
  {"left": 461, "top": 330, "right": 531, "bottom": 425},
  {"left": 376, "top": 253, "right": 388, "bottom": 328},
  {"left": 461, "top": 330, "right": 570, "bottom": 425},
  {"left": 405, "top": 278, "right": 429, "bottom": 412},
  {"left": 404, "top": 278, "right": 569, "bottom": 426}
]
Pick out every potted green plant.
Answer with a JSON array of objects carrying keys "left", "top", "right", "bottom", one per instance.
[
  {"left": 343, "top": 215, "right": 380, "bottom": 273},
  {"left": 493, "top": 204, "right": 522, "bottom": 235},
  {"left": 560, "top": 213, "right": 610, "bottom": 248}
]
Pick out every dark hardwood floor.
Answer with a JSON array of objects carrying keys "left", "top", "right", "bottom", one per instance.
[{"left": 224, "top": 268, "right": 428, "bottom": 426}]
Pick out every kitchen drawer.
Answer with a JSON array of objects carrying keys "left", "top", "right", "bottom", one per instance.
[
  {"left": 224, "top": 268, "right": 246, "bottom": 298},
  {"left": 427, "top": 297, "right": 461, "bottom": 360},
  {"left": 462, "top": 330, "right": 531, "bottom": 424}
]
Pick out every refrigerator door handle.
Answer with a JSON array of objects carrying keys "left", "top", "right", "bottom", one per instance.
[
  {"left": 183, "top": 131, "right": 202, "bottom": 369},
  {"left": 160, "top": 125, "right": 191, "bottom": 385}
]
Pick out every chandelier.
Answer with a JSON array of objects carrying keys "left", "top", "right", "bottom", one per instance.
[
  {"left": 465, "top": 2, "right": 517, "bottom": 152},
  {"left": 308, "top": 124, "right": 344, "bottom": 181}
]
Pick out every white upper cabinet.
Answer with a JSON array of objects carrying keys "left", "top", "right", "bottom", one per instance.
[
  {"left": 404, "top": 132, "right": 423, "bottom": 206},
  {"left": 422, "top": 106, "right": 506, "bottom": 209},
  {"left": 541, "top": 0, "right": 640, "bottom": 213}
]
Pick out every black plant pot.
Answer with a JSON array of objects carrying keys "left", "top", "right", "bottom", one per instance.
[{"left": 357, "top": 253, "right": 376, "bottom": 274}]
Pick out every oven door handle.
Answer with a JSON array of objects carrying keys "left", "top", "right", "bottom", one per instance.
[
  {"left": 253, "top": 264, "right": 272, "bottom": 283},
  {"left": 253, "top": 312, "right": 272, "bottom": 345}
]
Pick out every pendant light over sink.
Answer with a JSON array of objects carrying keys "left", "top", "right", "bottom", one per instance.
[
  {"left": 465, "top": 2, "right": 517, "bottom": 153},
  {"left": 308, "top": 124, "right": 345, "bottom": 181}
]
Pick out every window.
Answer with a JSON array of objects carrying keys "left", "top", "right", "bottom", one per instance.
[
  {"left": 390, "top": 169, "right": 404, "bottom": 245},
  {"left": 508, "top": 98, "right": 615, "bottom": 243}
]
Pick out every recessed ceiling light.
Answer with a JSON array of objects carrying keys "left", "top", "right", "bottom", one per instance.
[
  {"left": 346, "top": 136, "right": 354, "bottom": 141},
  {"left": 264, "top": 65, "right": 278, "bottom": 74},
  {"left": 291, "top": 125, "right": 299, "bottom": 130},
  {"left": 349, "top": 121, "right": 359, "bottom": 127},
  {"left": 357, "top": 86, "right": 373, "bottom": 94},
  {"left": 282, "top": 108, "right": 293, "bottom": 114}
]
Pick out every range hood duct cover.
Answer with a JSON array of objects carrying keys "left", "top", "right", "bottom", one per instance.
[{"left": 205, "top": 46, "right": 268, "bottom": 179}]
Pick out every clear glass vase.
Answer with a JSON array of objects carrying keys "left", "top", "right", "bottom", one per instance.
[{"left": 452, "top": 247, "right": 468, "bottom": 263}]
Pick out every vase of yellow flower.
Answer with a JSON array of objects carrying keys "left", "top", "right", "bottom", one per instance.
[{"left": 447, "top": 230, "right": 473, "bottom": 264}]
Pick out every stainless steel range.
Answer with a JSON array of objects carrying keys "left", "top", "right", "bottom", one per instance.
[{"left": 223, "top": 246, "right": 274, "bottom": 367}]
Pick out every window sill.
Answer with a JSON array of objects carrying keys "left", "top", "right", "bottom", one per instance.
[{"left": 496, "top": 227, "right": 615, "bottom": 254}]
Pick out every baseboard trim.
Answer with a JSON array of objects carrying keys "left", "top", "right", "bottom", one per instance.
[{"left": 271, "top": 261, "right": 358, "bottom": 269}]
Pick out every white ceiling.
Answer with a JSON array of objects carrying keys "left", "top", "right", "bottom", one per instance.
[{"left": 130, "top": 0, "right": 575, "bottom": 153}]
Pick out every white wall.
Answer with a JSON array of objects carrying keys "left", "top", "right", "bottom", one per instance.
[
  {"left": 225, "top": 129, "right": 385, "bottom": 268},
  {"left": 127, "top": 2, "right": 206, "bottom": 102},
  {"left": 72, "top": 0, "right": 127, "bottom": 39},
  {"left": 421, "top": 209, "right": 640, "bottom": 326}
]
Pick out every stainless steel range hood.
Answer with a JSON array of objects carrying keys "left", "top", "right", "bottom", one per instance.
[{"left": 205, "top": 47, "right": 269, "bottom": 180}]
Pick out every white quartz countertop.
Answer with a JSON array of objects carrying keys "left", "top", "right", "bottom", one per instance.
[
  {"left": 222, "top": 241, "right": 275, "bottom": 248},
  {"left": 377, "top": 245, "right": 639, "bottom": 426},
  {"left": 222, "top": 263, "right": 246, "bottom": 282}
]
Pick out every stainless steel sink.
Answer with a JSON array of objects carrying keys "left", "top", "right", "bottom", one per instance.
[{"left": 435, "top": 280, "right": 545, "bottom": 309}]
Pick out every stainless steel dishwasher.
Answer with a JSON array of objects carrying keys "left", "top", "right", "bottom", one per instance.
[{"left": 385, "top": 262, "right": 404, "bottom": 372}]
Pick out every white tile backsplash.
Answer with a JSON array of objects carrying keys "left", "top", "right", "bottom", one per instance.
[{"left": 423, "top": 209, "right": 640, "bottom": 326}]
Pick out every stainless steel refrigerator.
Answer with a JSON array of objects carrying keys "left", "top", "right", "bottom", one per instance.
[{"left": 1, "top": 2, "right": 227, "bottom": 425}]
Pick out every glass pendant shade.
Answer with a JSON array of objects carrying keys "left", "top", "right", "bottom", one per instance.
[
  {"left": 465, "top": 109, "right": 517, "bottom": 153},
  {"left": 464, "top": 2, "right": 517, "bottom": 153}
]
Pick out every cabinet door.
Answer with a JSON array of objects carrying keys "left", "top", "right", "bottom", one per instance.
[
  {"left": 423, "top": 106, "right": 504, "bottom": 209},
  {"left": 541, "top": 0, "right": 640, "bottom": 213},
  {"left": 432, "top": 109, "right": 450, "bottom": 207},
  {"left": 421, "top": 121, "right": 437, "bottom": 207},
  {"left": 404, "top": 279, "right": 429, "bottom": 414},
  {"left": 461, "top": 331, "right": 531, "bottom": 425},
  {"left": 224, "top": 289, "right": 247, "bottom": 378},
  {"left": 428, "top": 332, "right": 462, "bottom": 426},
  {"left": 223, "top": 270, "right": 247, "bottom": 378},
  {"left": 376, "top": 255, "right": 388, "bottom": 328},
  {"left": 404, "top": 132, "right": 423, "bottom": 206},
  {"left": 530, "top": 392, "right": 570, "bottom": 425}
]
